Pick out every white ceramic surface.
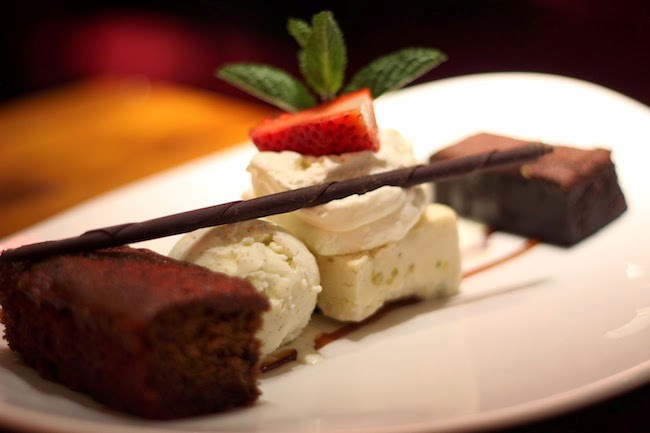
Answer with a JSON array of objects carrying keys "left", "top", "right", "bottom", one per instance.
[{"left": 1, "top": 73, "right": 650, "bottom": 433}]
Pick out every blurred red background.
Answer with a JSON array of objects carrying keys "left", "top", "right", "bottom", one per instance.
[{"left": 1, "top": 0, "right": 649, "bottom": 105}]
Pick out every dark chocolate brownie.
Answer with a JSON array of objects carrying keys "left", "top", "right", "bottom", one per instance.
[
  {"left": 429, "top": 133, "right": 627, "bottom": 245},
  {"left": 0, "top": 246, "right": 269, "bottom": 419}
]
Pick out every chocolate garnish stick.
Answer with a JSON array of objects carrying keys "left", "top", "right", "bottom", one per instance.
[{"left": 0, "top": 143, "right": 551, "bottom": 261}]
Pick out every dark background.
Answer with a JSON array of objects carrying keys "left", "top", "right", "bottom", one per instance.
[
  {"left": 1, "top": 0, "right": 649, "bottom": 105},
  {"left": 0, "top": 2, "right": 650, "bottom": 432}
]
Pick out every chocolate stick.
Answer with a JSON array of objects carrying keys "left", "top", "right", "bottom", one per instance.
[{"left": 0, "top": 143, "right": 551, "bottom": 261}]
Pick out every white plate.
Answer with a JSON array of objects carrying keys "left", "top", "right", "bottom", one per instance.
[{"left": 2, "top": 72, "right": 650, "bottom": 433}]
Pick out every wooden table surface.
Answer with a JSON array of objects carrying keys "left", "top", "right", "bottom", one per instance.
[
  {"left": 0, "top": 77, "right": 277, "bottom": 238},
  {"left": 0, "top": 79, "right": 648, "bottom": 433}
]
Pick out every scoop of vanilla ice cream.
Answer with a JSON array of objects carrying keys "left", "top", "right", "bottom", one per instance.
[
  {"left": 169, "top": 219, "right": 321, "bottom": 355},
  {"left": 247, "top": 130, "right": 431, "bottom": 255}
]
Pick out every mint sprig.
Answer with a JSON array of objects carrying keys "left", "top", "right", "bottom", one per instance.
[
  {"left": 299, "top": 11, "right": 347, "bottom": 100},
  {"left": 287, "top": 18, "right": 311, "bottom": 48},
  {"left": 216, "top": 10, "right": 445, "bottom": 111},
  {"left": 217, "top": 63, "right": 316, "bottom": 112},
  {"left": 344, "top": 48, "right": 447, "bottom": 97}
]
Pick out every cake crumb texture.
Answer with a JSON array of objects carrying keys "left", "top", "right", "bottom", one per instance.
[{"left": 0, "top": 246, "right": 268, "bottom": 419}]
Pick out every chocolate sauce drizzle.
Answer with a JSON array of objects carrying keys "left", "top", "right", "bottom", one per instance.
[
  {"left": 260, "top": 233, "right": 541, "bottom": 373},
  {"left": 0, "top": 143, "right": 550, "bottom": 372},
  {"left": 462, "top": 238, "right": 540, "bottom": 279}
]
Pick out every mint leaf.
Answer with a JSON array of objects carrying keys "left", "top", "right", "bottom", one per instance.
[
  {"left": 344, "top": 48, "right": 447, "bottom": 97},
  {"left": 217, "top": 63, "right": 316, "bottom": 112},
  {"left": 287, "top": 18, "right": 311, "bottom": 48},
  {"left": 300, "top": 10, "right": 347, "bottom": 100}
]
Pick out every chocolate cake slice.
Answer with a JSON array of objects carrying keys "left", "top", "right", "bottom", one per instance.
[
  {"left": 0, "top": 246, "right": 268, "bottom": 419},
  {"left": 429, "top": 133, "right": 627, "bottom": 245}
]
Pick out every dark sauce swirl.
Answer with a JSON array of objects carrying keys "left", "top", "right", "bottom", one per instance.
[{"left": 260, "top": 233, "right": 539, "bottom": 373}]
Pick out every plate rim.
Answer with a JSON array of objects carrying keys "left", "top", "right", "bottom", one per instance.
[{"left": 1, "top": 71, "right": 650, "bottom": 433}]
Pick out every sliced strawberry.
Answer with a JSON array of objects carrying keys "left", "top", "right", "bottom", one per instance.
[{"left": 250, "top": 88, "right": 379, "bottom": 156}]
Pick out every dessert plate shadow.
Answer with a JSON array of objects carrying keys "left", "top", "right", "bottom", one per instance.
[{"left": 1, "top": 72, "right": 650, "bottom": 433}]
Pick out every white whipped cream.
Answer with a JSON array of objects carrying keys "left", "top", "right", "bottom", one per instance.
[{"left": 247, "top": 130, "right": 431, "bottom": 255}]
